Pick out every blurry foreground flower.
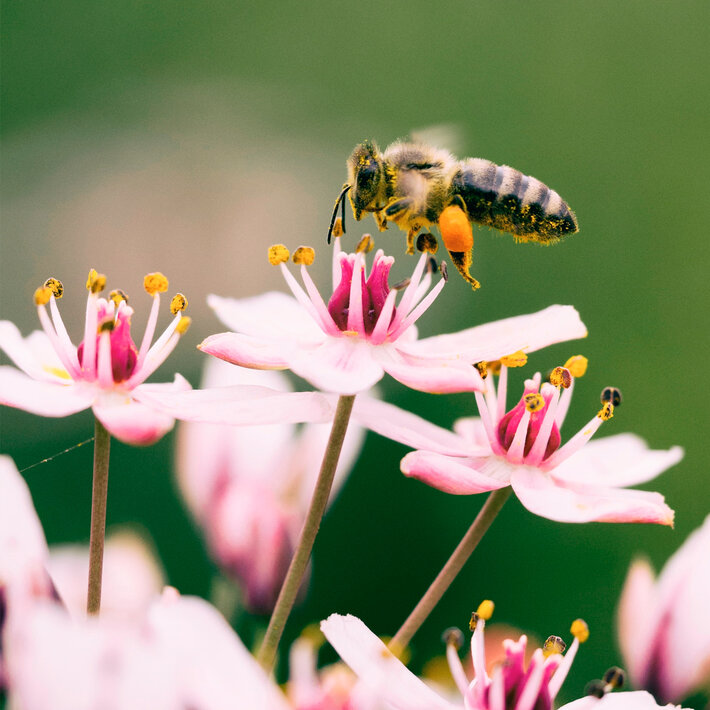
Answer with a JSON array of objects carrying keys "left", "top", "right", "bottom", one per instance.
[
  {"left": 200, "top": 237, "right": 587, "bottom": 395},
  {"left": 618, "top": 514, "right": 710, "bottom": 703},
  {"left": 0, "top": 270, "right": 192, "bottom": 445},
  {"left": 562, "top": 692, "right": 689, "bottom": 709},
  {"left": 321, "top": 606, "right": 596, "bottom": 710},
  {"left": 177, "top": 359, "right": 364, "bottom": 612},
  {"left": 358, "top": 358, "right": 680, "bottom": 524}
]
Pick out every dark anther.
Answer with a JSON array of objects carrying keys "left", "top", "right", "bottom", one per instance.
[
  {"left": 603, "top": 667, "right": 626, "bottom": 689},
  {"left": 600, "top": 386, "right": 622, "bottom": 407},
  {"left": 474, "top": 362, "right": 488, "bottom": 379},
  {"left": 392, "top": 277, "right": 411, "bottom": 291},
  {"left": 469, "top": 611, "right": 480, "bottom": 632},
  {"left": 442, "top": 627, "right": 464, "bottom": 649},
  {"left": 584, "top": 680, "right": 607, "bottom": 698},
  {"left": 440, "top": 261, "right": 449, "bottom": 282},
  {"left": 416, "top": 232, "right": 439, "bottom": 254}
]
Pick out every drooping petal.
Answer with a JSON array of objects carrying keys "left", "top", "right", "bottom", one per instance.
[
  {"left": 404, "top": 305, "right": 587, "bottom": 363},
  {"left": 352, "top": 397, "right": 482, "bottom": 456},
  {"left": 287, "top": 338, "right": 385, "bottom": 395},
  {"left": 559, "top": 690, "right": 688, "bottom": 709},
  {"left": 136, "top": 382, "right": 333, "bottom": 426},
  {"left": 198, "top": 332, "right": 294, "bottom": 370},
  {"left": 617, "top": 559, "right": 659, "bottom": 689},
  {"left": 551, "top": 434, "right": 684, "bottom": 488},
  {"left": 379, "top": 346, "right": 484, "bottom": 394},
  {"left": 93, "top": 395, "right": 177, "bottom": 446},
  {"left": 452, "top": 417, "right": 494, "bottom": 449},
  {"left": 0, "top": 323, "right": 68, "bottom": 383},
  {"left": 401, "top": 451, "right": 509, "bottom": 495},
  {"left": 0, "top": 366, "right": 92, "bottom": 417},
  {"left": 320, "top": 614, "right": 458, "bottom": 710},
  {"left": 208, "top": 292, "right": 323, "bottom": 341},
  {"left": 510, "top": 468, "right": 675, "bottom": 525}
]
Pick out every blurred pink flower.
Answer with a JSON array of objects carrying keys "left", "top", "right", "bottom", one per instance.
[
  {"left": 200, "top": 237, "right": 587, "bottom": 395},
  {"left": 562, "top": 692, "right": 689, "bottom": 709},
  {"left": 320, "top": 610, "right": 597, "bottom": 710},
  {"left": 617, "top": 514, "right": 710, "bottom": 703},
  {"left": 0, "top": 270, "right": 192, "bottom": 445},
  {"left": 356, "top": 360, "right": 680, "bottom": 525},
  {"left": 177, "top": 358, "right": 364, "bottom": 612}
]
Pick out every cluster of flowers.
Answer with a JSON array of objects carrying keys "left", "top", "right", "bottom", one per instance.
[{"left": 0, "top": 234, "right": 706, "bottom": 708}]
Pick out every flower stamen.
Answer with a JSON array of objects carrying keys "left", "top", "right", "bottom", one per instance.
[
  {"left": 292, "top": 246, "right": 315, "bottom": 265},
  {"left": 543, "top": 635, "right": 566, "bottom": 658},
  {"left": 44, "top": 278, "right": 64, "bottom": 299}
]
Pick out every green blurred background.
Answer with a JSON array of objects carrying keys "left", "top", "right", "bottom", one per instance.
[{"left": 1, "top": 1, "right": 708, "bottom": 706}]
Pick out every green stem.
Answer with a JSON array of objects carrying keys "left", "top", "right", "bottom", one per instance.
[
  {"left": 257, "top": 394, "right": 356, "bottom": 672},
  {"left": 86, "top": 418, "right": 111, "bottom": 615},
  {"left": 388, "top": 486, "right": 512, "bottom": 654}
]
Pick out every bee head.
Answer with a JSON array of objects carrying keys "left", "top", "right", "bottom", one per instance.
[{"left": 347, "top": 141, "right": 386, "bottom": 218}]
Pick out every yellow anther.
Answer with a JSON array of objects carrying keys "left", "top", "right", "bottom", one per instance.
[
  {"left": 176, "top": 316, "right": 192, "bottom": 335},
  {"left": 416, "top": 232, "right": 439, "bottom": 254},
  {"left": 299, "top": 623, "right": 325, "bottom": 648},
  {"left": 43, "top": 278, "right": 64, "bottom": 299},
  {"left": 486, "top": 360, "right": 502, "bottom": 376},
  {"left": 543, "top": 635, "right": 567, "bottom": 658},
  {"left": 34, "top": 286, "right": 52, "bottom": 306},
  {"left": 550, "top": 366, "right": 572, "bottom": 389},
  {"left": 268, "top": 244, "right": 290, "bottom": 265},
  {"left": 292, "top": 246, "right": 316, "bottom": 266},
  {"left": 474, "top": 362, "right": 488, "bottom": 379},
  {"left": 356, "top": 234, "right": 375, "bottom": 253},
  {"left": 86, "top": 269, "right": 107, "bottom": 294},
  {"left": 170, "top": 293, "right": 188, "bottom": 314},
  {"left": 564, "top": 355, "right": 588, "bottom": 378},
  {"left": 144, "top": 272, "right": 169, "bottom": 295},
  {"left": 571, "top": 618, "right": 589, "bottom": 643},
  {"left": 109, "top": 289, "right": 129, "bottom": 306},
  {"left": 332, "top": 217, "right": 344, "bottom": 238},
  {"left": 597, "top": 402, "right": 614, "bottom": 421},
  {"left": 476, "top": 599, "right": 495, "bottom": 621},
  {"left": 501, "top": 350, "right": 528, "bottom": 368},
  {"left": 524, "top": 393, "right": 545, "bottom": 413}
]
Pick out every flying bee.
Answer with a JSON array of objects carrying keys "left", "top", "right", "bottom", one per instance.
[{"left": 327, "top": 140, "right": 578, "bottom": 289}]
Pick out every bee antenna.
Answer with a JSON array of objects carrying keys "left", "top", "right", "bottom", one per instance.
[{"left": 327, "top": 184, "right": 351, "bottom": 244}]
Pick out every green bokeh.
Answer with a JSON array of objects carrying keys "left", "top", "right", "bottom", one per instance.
[{"left": 2, "top": 1, "right": 708, "bottom": 706}]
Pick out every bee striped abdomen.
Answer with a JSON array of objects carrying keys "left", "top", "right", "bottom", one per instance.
[{"left": 452, "top": 158, "right": 578, "bottom": 242}]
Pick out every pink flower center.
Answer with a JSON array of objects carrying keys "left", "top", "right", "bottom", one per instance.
[
  {"left": 327, "top": 252, "right": 395, "bottom": 336},
  {"left": 497, "top": 388, "right": 561, "bottom": 462},
  {"left": 77, "top": 303, "right": 138, "bottom": 383}
]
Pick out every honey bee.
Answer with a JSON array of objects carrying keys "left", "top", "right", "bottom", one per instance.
[{"left": 327, "top": 140, "right": 578, "bottom": 289}]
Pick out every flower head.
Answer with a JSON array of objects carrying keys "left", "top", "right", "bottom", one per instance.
[
  {"left": 200, "top": 237, "right": 587, "bottom": 395},
  {"left": 320, "top": 608, "right": 592, "bottom": 710},
  {"left": 177, "top": 359, "right": 364, "bottom": 612},
  {"left": 617, "top": 514, "right": 710, "bottom": 703},
  {"left": 0, "top": 270, "right": 192, "bottom": 445},
  {"left": 355, "top": 357, "right": 681, "bottom": 524}
]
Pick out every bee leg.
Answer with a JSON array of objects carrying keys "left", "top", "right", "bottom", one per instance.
[
  {"left": 406, "top": 227, "right": 420, "bottom": 255},
  {"left": 374, "top": 210, "right": 388, "bottom": 232},
  {"left": 447, "top": 249, "right": 481, "bottom": 290}
]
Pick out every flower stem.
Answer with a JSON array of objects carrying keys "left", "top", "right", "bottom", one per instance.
[
  {"left": 389, "top": 486, "right": 512, "bottom": 654},
  {"left": 257, "top": 394, "right": 356, "bottom": 672},
  {"left": 87, "top": 418, "right": 111, "bottom": 616}
]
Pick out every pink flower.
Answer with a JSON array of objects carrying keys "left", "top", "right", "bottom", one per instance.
[
  {"left": 562, "top": 692, "right": 688, "bottom": 709},
  {"left": 199, "top": 238, "right": 587, "bottom": 395},
  {"left": 356, "top": 358, "right": 680, "bottom": 524},
  {"left": 0, "top": 270, "right": 192, "bottom": 445},
  {"left": 617, "top": 514, "right": 710, "bottom": 703},
  {"left": 177, "top": 358, "right": 364, "bottom": 612},
  {"left": 320, "top": 609, "right": 598, "bottom": 710}
]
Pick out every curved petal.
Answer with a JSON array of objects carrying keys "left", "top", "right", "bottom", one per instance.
[
  {"left": 0, "top": 366, "right": 92, "bottom": 417},
  {"left": 453, "top": 417, "right": 493, "bottom": 448},
  {"left": 287, "top": 338, "right": 384, "bottom": 395},
  {"left": 93, "top": 396, "right": 176, "bottom": 446},
  {"left": 510, "top": 469, "right": 675, "bottom": 525},
  {"left": 405, "top": 305, "right": 587, "bottom": 362},
  {"left": 559, "top": 690, "right": 686, "bottom": 709},
  {"left": 320, "top": 614, "right": 459, "bottom": 710},
  {"left": 0, "top": 323, "right": 65, "bottom": 382},
  {"left": 136, "top": 384, "right": 333, "bottom": 425},
  {"left": 379, "top": 348, "right": 484, "bottom": 394},
  {"left": 551, "top": 434, "right": 684, "bottom": 488},
  {"left": 617, "top": 559, "right": 658, "bottom": 689},
  {"left": 134, "top": 373, "right": 192, "bottom": 394},
  {"left": 401, "top": 451, "right": 508, "bottom": 494},
  {"left": 198, "top": 332, "right": 294, "bottom": 370},
  {"left": 352, "top": 397, "right": 482, "bottom": 456},
  {"left": 208, "top": 292, "right": 323, "bottom": 341}
]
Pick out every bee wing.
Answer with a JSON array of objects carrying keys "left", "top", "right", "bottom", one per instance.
[{"left": 409, "top": 123, "right": 466, "bottom": 155}]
